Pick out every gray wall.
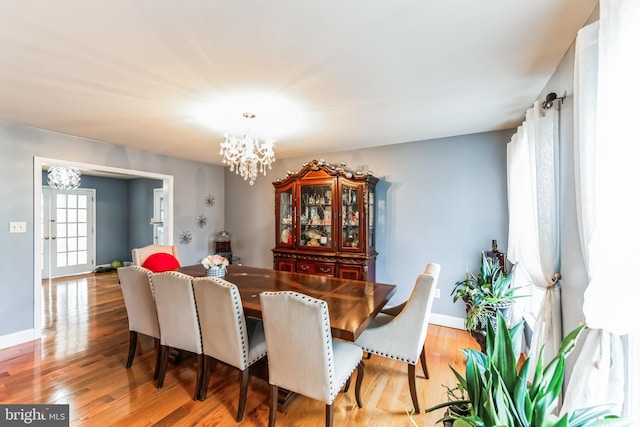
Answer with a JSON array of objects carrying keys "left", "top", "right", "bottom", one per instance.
[
  {"left": 128, "top": 178, "right": 163, "bottom": 258},
  {"left": 0, "top": 121, "right": 225, "bottom": 338},
  {"left": 85, "top": 175, "right": 129, "bottom": 264},
  {"left": 225, "top": 129, "right": 513, "bottom": 323}
]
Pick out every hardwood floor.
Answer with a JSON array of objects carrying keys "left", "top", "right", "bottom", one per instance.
[{"left": 0, "top": 271, "right": 478, "bottom": 426}]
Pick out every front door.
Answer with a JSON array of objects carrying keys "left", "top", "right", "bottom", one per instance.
[{"left": 42, "top": 188, "right": 96, "bottom": 278}]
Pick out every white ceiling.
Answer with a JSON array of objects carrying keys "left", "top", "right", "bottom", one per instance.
[{"left": 0, "top": 0, "right": 597, "bottom": 166}]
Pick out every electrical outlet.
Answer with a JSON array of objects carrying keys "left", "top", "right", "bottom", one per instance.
[
  {"left": 9, "top": 221, "right": 27, "bottom": 233},
  {"left": 434, "top": 288, "right": 441, "bottom": 298}
]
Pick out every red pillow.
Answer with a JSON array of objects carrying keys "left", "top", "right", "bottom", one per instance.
[{"left": 142, "top": 252, "right": 180, "bottom": 272}]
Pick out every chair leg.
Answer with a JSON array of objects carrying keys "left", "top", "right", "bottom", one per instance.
[
  {"left": 126, "top": 331, "right": 137, "bottom": 368},
  {"left": 325, "top": 403, "right": 334, "bottom": 427},
  {"left": 420, "top": 345, "right": 429, "bottom": 379},
  {"left": 236, "top": 367, "right": 249, "bottom": 422},
  {"left": 153, "top": 339, "right": 161, "bottom": 380},
  {"left": 269, "top": 385, "right": 278, "bottom": 427},
  {"left": 156, "top": 345, "right": 170, "bottom": 389},
  {"left": 408, "top": 363, "right": 419, "bottom": 413},
  {"left": 341, "top": 376, "right": 352, "bottom": 393},
  {"left": 199, "top": 356, "right": 211, "bottom": 400},
  {"left": 354, "top": 360, "right": 364, "bottom": 408},
  {"left": 194, "top": 353, "right": 205, "bottom": 401}
]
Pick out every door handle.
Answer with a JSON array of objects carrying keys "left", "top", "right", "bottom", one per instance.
[
  {"left": 44, "top": 236, "right": 49, "bottom": 240},
  {"left": 51, "top": 236, "right": 57, "bottom": 240}
]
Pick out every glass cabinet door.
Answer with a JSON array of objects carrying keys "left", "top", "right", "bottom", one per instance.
[
  {"left": 367, "top": 186, "right": 375, "bottom": 250},
  {"left": 299, "top": 183, "right": 333, "bottom": 248},
  {"left": 277, "top": 186, "right": 294, "bottom": 247},
  {"left": 340, "top": 184, "right": 361, "bottom": 250}
]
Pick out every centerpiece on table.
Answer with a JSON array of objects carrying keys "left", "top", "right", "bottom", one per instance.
[{"left": 201, "top": 254, "right": 229, "bottom": 278}]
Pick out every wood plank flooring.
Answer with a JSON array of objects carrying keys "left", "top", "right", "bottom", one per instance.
[{"left": 0, "top": 271, "right": 478, "bottom": 426}]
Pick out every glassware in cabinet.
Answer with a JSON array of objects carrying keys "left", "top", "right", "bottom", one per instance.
[
  {"left": 299, "top": 183, "right": 333, "bottom": 248},
  {"left": 340, "top": 184, "right": 361, "bottom": 250}
]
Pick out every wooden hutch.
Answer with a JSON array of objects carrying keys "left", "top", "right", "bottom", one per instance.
[{"left": 272, "top": 159, "right": 378, "bottom": 281}]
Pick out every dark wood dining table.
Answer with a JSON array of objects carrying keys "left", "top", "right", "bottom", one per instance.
[{"left": 178, "top": 263, "right": 397, "bottom": 342}]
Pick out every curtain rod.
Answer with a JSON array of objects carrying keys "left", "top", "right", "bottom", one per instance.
[{"left": 542, "top": 92, "right": 566, "bottom": 109}]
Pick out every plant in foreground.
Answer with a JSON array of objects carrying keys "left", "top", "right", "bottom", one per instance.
[{"left": 426, "top": 313, "right": 629, "bottom": 426}]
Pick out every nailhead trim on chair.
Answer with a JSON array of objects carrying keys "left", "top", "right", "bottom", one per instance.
[
  {"left": 358, "top": 347, "right": 417, "bottom": 365},
  {"left": 207, "top": 277, "right": 267, "bottom": 367},
  {"left": 261, "top": 291, "right": 356, "bottom": 401}
]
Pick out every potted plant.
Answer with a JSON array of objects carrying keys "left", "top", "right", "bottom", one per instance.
[
  {"left": 426, "top": 313, "right": 628, "bottom": 426},
  {"left": 452, "top": 252, "right": 522, "bottom": 351}
]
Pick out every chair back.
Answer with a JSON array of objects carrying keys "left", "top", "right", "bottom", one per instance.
[
  {"left": 259, "top": 291, "right": 336, "bottom": 404},
  {"left": 193, "top": 277, "right": 264, "bottom": 369},
  {"left": 117, "top": 265, "right": 159, "bottom": 339},
  {"left": 356, "top": 262, "right": 440, "bottom": 363},
  {"left": 392, "top": 263, "right": 440, "bottom": 360},
  {"left": 150, "top": 271, "right": 202, "bottom": 354},
  {"left": 132, "top": 244, "right": 179, "bottom": 266}
]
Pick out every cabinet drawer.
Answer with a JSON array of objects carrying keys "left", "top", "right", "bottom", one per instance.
[
  {"left": 337, "top": 265, "right": 363, "bottom": 280},
  {"left": 275, "top": 258, "right": 296, "bottom": 272},
  {"left": 297, "top": 262, "right": 335, "bottom": 276}
]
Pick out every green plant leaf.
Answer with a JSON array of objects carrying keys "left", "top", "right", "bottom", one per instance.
[
  {"left": 463, "top": 349, "right": 486, "bottom": 412},
  {"left": 513, "top": 357, "right": 532, "bottom": 426},
  {"left": 488, "top": 313, "right": 519, "bottom": 395},
  {"left": 531, "top": 357, "right": 564, "bottom": 426},
  {"left": 489, "top": 364, "right": 518, "bottom": 427},
  {"left": 566, "top": 404, "right": 620, "bottom": 426}
]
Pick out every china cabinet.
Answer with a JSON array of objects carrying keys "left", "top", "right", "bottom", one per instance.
[{"left": 273, "top": 159, "right": 378, "bottom": 281}]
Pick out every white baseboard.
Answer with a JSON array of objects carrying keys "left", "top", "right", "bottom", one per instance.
[
  {"left": 0, "top": 328, "right": 37, "bottom": 350},
  {"left": 430, "top": 313, "right": 465, "bottom": 330}
]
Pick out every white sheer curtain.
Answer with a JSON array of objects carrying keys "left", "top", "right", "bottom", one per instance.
[
  {"left": 506, "top": 101, "right": 561, "bottom": 375},
  {"left": 562, "top": 0, "right": 640, "bottom": 419}
]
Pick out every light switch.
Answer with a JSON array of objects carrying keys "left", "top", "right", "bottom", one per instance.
[{"left": 9, "top": 221, "right": 27, "bottom": 233}]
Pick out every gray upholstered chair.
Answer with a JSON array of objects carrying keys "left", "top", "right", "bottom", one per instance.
[
  {"left": 259, "top": 291, "right": 364, "bottom": 427},
  {"left": 192, "top": 277, "right": 267, "bottom": 421},
  {"left": 354, "top": 262, "right": 440, "bottom": 413},
  {"left": 150, "top": 271, "right": 204, "bottom": 400},
  {"left": 116, "top": 265, "right": 161, "bottom": 378},
  {"left": 132, "top": 244, "right": 179, "bottom": 266}
]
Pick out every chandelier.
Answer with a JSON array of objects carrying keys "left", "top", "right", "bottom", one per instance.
[
  {"left": 219, "top": 113, "right": 275, "bottom": 185},
  {"left": 47, "top": 165, "right": 81, "bottom": 190}
]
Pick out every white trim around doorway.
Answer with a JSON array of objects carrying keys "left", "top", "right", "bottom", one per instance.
[{"left": 33, "top": 156, "right": 174, "bottom": 341}]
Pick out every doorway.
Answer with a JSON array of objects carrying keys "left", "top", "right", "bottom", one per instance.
[
  {"left": 42, "top": 187, "right": 96, "bottom": 279},
  {"left": 33, "top": 156, "right": 174, "bottom": 339}
]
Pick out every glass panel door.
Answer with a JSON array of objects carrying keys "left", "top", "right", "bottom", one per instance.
[
  {"left": 42, "top": 188, "right": 95, "bottom": 278},
  {"left": 340, "top": 185, "right": 361, "bottom": 250},
  {"left": 368, "top": 187, "right": 375, "bottom": 249},
  {"left": 278, "top": 187, "right": 294, "bottom": 247},
  {"left": 299, "top": 183, "right": 332, "bottom": 248}
]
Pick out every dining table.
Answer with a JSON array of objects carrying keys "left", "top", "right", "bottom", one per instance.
[
  {"left": 177, "top": 263, "right": 396, "bottom": 410},
  {"left": 178, "top": 263, "right": 397, "bottom": 342}
]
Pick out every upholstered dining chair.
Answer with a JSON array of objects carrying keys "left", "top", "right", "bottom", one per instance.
[
  {"left": 260, "top": 291, "right": 364, "bottom": 427},
  {"left": 132, "top": 244, "right": 180, "bottom": 272},
  {"left": 116, "top": 265, "right": 161, "bottom": 378},
  {"left": 192, "top": 277, "right": 267, "bottom": 421},
  {"left": 354, "top": 262, "right": 440, "bottom": 413},
  {"left": 150, "top": 271, "right": 204, "bottom": 400}
]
